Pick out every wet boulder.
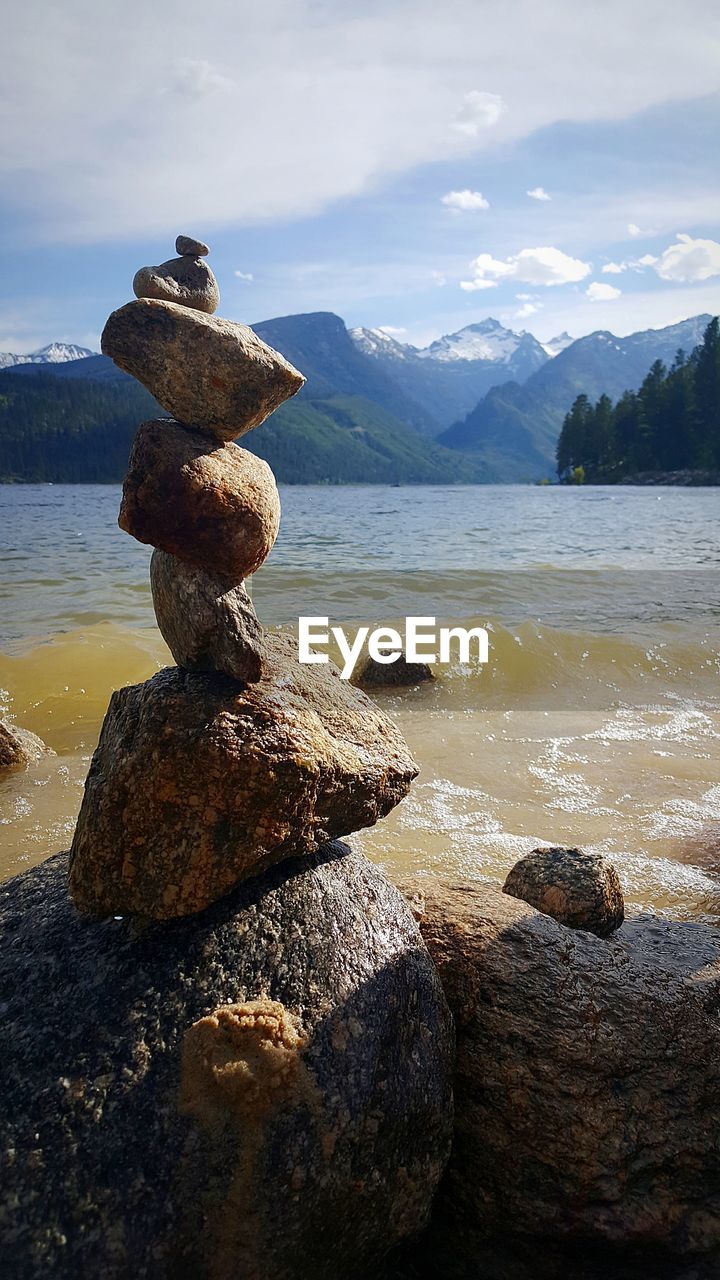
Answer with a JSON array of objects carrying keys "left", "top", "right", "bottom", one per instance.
[{"left": 1, "top": 844, "right": 454, "bottom": 1280}]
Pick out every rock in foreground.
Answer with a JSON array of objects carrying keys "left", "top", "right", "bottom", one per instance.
[
  {"left": 102, "top": 298, "right": 305, "bottom": 440},
  {"left": 0, "top": 718, "right": 52, "bottom": 776},
  {"left": 119, "top": 419, "right": 280, "bottom": 582},
  {"left": 402, "top": 878, "right": 720, "bottom": 1277},
  {"left": 150, "top": 550, "right": 265, "bottom": 683},
  {"left": 1, "top": 845, "right": 454, "bottom": 1280},
  {"left": 69, "top": 634, "right": 418, "bottom": 918},
  {"left": 503, "top": 846, "right": 624, "bottom": 937}
]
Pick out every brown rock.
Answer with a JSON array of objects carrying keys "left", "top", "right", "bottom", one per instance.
[
  {"left": 0, "top": 718, "right": 52, "bottom": 776},
  {"left": 399, "top": 877, "right": 720, "bottom": 1275},
  {"left": 133, "top": 255, "right": 220, "bottom": 314},
  {"left": 503, "top": 845, "right": 624, "bottom": 937},
  {"left": 68, "top": 633, "right": 418, "bottom": 918},
  {"left": 2, "top": 844, "right": 454, "bottom": 1280},
  {"left": 353, "top": 652, "right": 435, "bottom": 690},
  {"left": 119, "top": 419, "right": 280, "bottom": 582},
  {"left": 176, "top": 233, "right": 210, "bottom": 256},
  {"left": 101, "top": 299, "right": 305, "bottom": 441},
  {"left": 150, "top": 549, "right": 265, "bottom": 683}
]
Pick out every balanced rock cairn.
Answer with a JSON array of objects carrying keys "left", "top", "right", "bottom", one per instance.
[{"left": 68, "top": 237, "right": 418, "bottom": 919}]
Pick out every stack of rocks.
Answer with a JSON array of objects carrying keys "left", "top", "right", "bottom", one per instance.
[
  {"left": 69, "top": 236, "right": 419, "bottom": 919},
  {"left": 0, "top": 240, "right": 454, "bottom": 1278}
]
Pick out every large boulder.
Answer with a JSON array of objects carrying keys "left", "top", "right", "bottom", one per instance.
[
  {"left": 119, "top": 419, "right": 281, "bottom": 582},
  {"left": 401, "top": 879, "right": 720, "bottom": 1279},
  {"left": 150, "top": 550, "right": 265, "bottom": 683},
  {"left": 101, "top": 298, "right": 305, "bottom": 441},
  {"left": 0, "top": 844, "right": 455, "bottom": 1280},
  {"left": 69, "top": 634, "right": 418, "bottom": 918},
  {"left": 503, "top": 846, "right": 624, "bottom": 938}
]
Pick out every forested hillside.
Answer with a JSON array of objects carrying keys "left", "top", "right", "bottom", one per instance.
[
  {"left": 0, "top": 372, "right": 481, "bottom": 485},
  {"left": 556, "top": 318, "right": 720, "bottom": 483}
]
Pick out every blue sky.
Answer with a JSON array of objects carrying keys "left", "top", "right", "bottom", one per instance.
[{"left": 1, "top": 0, "right": 720, "bottom": 351}]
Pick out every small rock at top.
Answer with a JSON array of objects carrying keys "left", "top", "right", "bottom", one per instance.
[{"left": 176, "top": 234, "right": 209, "bottom": 257}]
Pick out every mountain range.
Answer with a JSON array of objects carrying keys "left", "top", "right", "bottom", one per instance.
[
  {"left": 438, "top": 314, "right": 713, "bottom": 480},
  {"left": 0, "top": 312, "right": 713, "bottom": 484}
]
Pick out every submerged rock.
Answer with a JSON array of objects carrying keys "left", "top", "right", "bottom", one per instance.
[
  {"left": 119, "top": 419, "right": 280, "bottom": 582},
  {"left": 353, "top": 653, "right": 435, "bottom": 690},
  {"left": 150, "top": 550, "right": 265, "bottom": 683},
  {"left": 0, "top": 718, "right": 52, "bottom": 776},
  {"left": 503, "top": 846, "right": 624, "bottom": 938},
  {"left": 400, "top": 878, "right": 720, "bottom": 1275},
  {"left": 69, "top": 634, "right": 418, "bottom": 918},
  {"left": 1, "top": 844, "right": 454, "bottom": 1280},
  {"left": 133, "top": 254, "right": 220, "bottom": 314},
  {"left": 101, "top": 298, "right": 305, "bottom": 440}
]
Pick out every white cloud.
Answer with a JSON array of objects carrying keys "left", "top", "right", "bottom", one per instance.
[
  {"left": 586, "top": 281, "right": 621, "bottom": 301},
  {"left": 654, "top": 233, "right": 720, "bottom": 284},
  {"left": 171, "top": 58, "right": 233, "bottom": 98},
  {"left": 441, "top": 188, "right": 489, "bottom": 211},
  {"left": 628, "top": 223, "right": 643, "bottom": 237},
  {"left": 527, "top": 186, "right": 551, "bottom": 201},
  {"left": 637, "top": 253, "right": 658, "bottom": 266},
  {"left": 379, "top": 324, "right": 407, "bottom": 335},
  {"left": 430, "top": 271, "right": 447, "bottom": 287},
  {"left": 234, "top": 270, "right": 254, "bottom": 281},
  {"left": 461, "top": 246, "right": 591, "bottom": 291},
  {"left": 602, "top": 261, "right": 625, "bottom": 274},
  {"left": 452, "top": 91, "right": 505, "bottom": 137},
  {"left": 2, "top": 0, "right": 720, "bottom": 242},
  {"left": 516, "top": 301, "right": 540, "bottom": 318}
]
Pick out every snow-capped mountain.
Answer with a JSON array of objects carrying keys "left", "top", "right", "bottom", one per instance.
[
  {"left": 350, "top": 319, "right": 549, "bottom": 430},
  {"left": 541, "top": 332, "right": 574, "bottom": 358},
  {"left": 0, "top": 342, "right": 95, "bottom": 369}
]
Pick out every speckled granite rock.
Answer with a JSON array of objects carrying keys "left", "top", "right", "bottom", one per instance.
[
  {"left": 353, "top": 653, "right": 435, "bottom": 690},
  {"left": 503, "top": 846, "right": 624, "bottom": 938},
  {"left": 102, "top": 298, "right": 305, "bottom": 441},
  {"left": 150, "top": 549, "right": 265, "bottom": 683},
  {"left": 0, "top": 718, "right": 53, "bottom": 775},
  {"left": 119, "top": 419, "right": 280, "bottom": 582},
  {"left": 133, "top": 254, "right": 220, "bottom": 314},
  {"left": 69, "top": 634, "right": 418, "bottom": 918},
  {"left": 399, "top": 878, "right": 720, "bottom": 1276},
  {"left": 1, "top": 844, "right": 454, "bottom": 1280}
]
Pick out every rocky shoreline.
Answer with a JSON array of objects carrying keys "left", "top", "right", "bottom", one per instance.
[{"left": 1, "top": 242, "right": 719, "bottom": 1278}]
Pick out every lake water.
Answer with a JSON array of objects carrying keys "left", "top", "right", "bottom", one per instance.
[{"left": 2, "top": 482, "right": 720, "bottom": 921}]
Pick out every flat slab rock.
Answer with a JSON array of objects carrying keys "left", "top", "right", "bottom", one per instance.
[
  {"left": 69, "top": 634, "right": 418, "bottom": 918},
  {"left": 399, "top": 877, "right": 720, "bottom": 1278},
  {"left": 101, "top": 298, "right": 305, "bottom": 441},
  {"left": 0, "top": 844, "right": 454, "bottom": 1280}
]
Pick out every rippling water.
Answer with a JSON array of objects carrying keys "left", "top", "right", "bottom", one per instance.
[{"left": 2, "top": 483, "right": 720, "bottom": 921}]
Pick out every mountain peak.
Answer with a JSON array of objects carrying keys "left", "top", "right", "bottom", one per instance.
[{"left": 0, "top": 341, "right": 95, "bottom": 369}]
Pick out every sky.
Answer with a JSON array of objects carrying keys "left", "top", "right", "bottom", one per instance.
[{"left": 1, "top": 0, "right": 720, "bottom": 352}]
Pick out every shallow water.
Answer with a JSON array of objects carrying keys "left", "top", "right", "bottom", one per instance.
[{"left": 1, "top": 483, "right": 720, "bottom": 921}]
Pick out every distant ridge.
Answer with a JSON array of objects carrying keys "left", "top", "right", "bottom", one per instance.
[
  {"left": 350, "top": 318, "right": 549, "bottom": 430},
  {"left": 439, "top": 314, "right": 714, "bottom": 481},
  {"left": 0, "top": 342, "right": 96, "bottom": 370}
]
